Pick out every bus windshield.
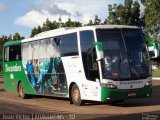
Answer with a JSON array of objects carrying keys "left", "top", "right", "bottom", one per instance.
[{"left": 96, "top": 29, "right": 150, "bottom": 81}]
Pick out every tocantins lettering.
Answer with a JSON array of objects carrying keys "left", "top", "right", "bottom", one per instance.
[{"left": 5, "top": 64, "right": 21, "bottom": 72}]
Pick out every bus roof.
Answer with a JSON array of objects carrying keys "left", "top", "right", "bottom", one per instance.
[
  {"left": 22, "top": 25, "right": 140, "bottom": 43},
  {"left": 80, "top": 25, "right": 140, "bottom": 30},
  {"left": 3, "top": 40, "right": 21, "bottom": 47}
]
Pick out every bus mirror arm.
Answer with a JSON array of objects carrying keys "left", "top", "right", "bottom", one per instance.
[
  {"left": 96, "top": 51, "right": 104, "bottom": 61},
  {"left": 96, "top": 57, "right": 104, "bottom": 61}
]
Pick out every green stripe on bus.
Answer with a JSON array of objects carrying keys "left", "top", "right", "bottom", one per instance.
[{"left": 3, "top": 61, "right": 37, "bottom": 94}]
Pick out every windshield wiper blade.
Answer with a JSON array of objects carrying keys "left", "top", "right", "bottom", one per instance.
[
  {"left": 127, "top": 52, "right": 140, "bottom": 78},
  {"left": 118, "top": 52, "right": 123, "bottom": 80}
]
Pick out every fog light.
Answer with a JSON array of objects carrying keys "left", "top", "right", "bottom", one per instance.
[
  {"left": 147, "top": 94, "right": 150, "bottom": 96},
  {"left": 107, "top": 98, "right": 110, "bottom": 100}
]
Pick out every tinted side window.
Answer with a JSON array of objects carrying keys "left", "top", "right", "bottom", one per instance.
[
  {"left": 59, "top": 33, "right": 78, "bottom": 56},
  {"left": 80, "top": 30, "right": 94, "bottom": 52},
  {"left": 5, "top": 45, "right": 21, "bottom": 62},
  {"left": 80, "top": 30, "right": 99, "bottom": 81}
]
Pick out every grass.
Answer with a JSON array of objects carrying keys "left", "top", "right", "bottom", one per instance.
[{"left": 152, "top": 69, "right": 160, "bottom": 77}]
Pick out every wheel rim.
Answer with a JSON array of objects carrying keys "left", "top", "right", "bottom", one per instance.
[
  {"left": 73, "top": 86, "right": 80, "bottom": 102},
  {"left": 19, "top": 83, "right": 24, "bottom": 97}
]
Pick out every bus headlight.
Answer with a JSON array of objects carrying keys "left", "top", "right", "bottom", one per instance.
[
  {"left": 145, "top": 81, "right": 152, "bottom": 86},
  {"left": 101, "top": 83, "right": 117, "bottom": 89}
]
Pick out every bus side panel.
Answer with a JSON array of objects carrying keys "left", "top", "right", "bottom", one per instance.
[
  {"left": 22, "top": 57, "right": 69, "bottom": 97},
  {"left": 61, "top": 57, "right": 102, "bottom": 101},
  {"left": 3, "top": 61, "right": 37, "bottom": 94},
  {"left": 80, "top": 80, "right": 101, "bottom": 101}
]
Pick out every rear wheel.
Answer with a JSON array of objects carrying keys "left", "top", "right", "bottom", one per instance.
[
  {"left": 71, "top": 84, "right": 84, "bottom": 106},
  {"left": 18, "top": 82, "right": 27, "bottom": 99}
]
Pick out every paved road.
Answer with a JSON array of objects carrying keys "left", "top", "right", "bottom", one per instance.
[{"left": 0, "top": 77, "right": 160, "bottom": 120}]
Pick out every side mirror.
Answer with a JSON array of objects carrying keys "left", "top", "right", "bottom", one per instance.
[
  {"left": 93, "top": 42, "right": 104, "bottom": 61},
  {"left": 147, "top": 45, "right": 155, "bottom": 58}
]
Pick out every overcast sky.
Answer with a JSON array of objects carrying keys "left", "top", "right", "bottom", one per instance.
[{"left": 0, "top": 0, "right": 124, "bottom": 37}]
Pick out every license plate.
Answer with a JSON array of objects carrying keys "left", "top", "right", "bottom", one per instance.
[{"left": 128, "top": 93, "right": 136, "bottom": 97}]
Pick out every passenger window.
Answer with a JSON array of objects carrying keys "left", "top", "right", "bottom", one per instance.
[
  {"left": 80, "top": 30, "right": 100, "bottom": 81},
  {"left": 5, "top": 45, "right": 21, "bottom": 62},
  {"left": 58, "top": 33, "right": 78, "bottom": 56}
]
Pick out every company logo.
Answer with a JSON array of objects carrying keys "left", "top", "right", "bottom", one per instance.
[
  {"left": 142, "top": 113, "right": 159, "bottom": 120},
  {"left": 120, "top": 80, "right": 143, "bottom": 85},
  {"left": 5, "top": 64, "right": 21, "bottom": 72}
]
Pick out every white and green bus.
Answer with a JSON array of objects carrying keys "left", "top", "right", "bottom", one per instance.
[{"left": 3, "top": 25, "right": 152, "bottom": 106}]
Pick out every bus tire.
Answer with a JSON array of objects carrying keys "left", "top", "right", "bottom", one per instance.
[
  {"left": 18, "top": 82, "right": 27, "bottom": 99},
  {"left": 71, "top": 84, "right": 84, "bottom": 106}
]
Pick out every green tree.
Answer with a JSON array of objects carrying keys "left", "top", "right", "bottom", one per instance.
[
  {"left": 94, "top": 15, "right": 101, "bottom": 25},
  {"left": 104, "top": 0, "right": 142, "bottom": 26},
  {"left": 63, "top": 18, "right": 82, "bottom": 27},
  {"left": 42, "top": 18, "right": 53, "bottom": 31},
  {"left": 58, "top": 17, "right": 64, "bottom": 28},
  {"left": 64, "top": 18, "right": 73, "bottom": 27},
  {"left": 141, "top": 0, "right": 160, "bottom": 33},
  {"left": 30, "top": 27, "right": 38, "bottom": 37},
  {"left": 104, "top": 4, "right": 120, "bottom": 24},
  {"left": 52, "top": 21, "right": 59, "bottom": 29},
  {"left": 13, "top": 32, "right": 21, "bottom": 40},
  {"left": 30, "top": 18, "right": 82, "bottom": 37},
  {"left": 8, "top": 34, "right": 13, "bottom": 41},
  {"left": 87, "top": 20, "right": 94, "bottom": 26},
  {"left": 37, "top": 26, "right": 42, "bottom": 34}
]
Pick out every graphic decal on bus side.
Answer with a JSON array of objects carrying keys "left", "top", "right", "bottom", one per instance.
[{"left": 22, "top": 38, "right": 68, "bottom": 96}]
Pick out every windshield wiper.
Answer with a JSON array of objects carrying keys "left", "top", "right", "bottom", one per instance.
[
  {"left": 118, "top": 52, "right": 123, "bottom": 80},
  {"left": 127, "top": 52, "right": 140, "bottom": 79}
]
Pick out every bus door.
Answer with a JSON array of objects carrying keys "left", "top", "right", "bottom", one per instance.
[
  {"left": 3, "top": 45, "right": 22, "bottom": 92},
  {"left": 80, "top": 30, "right": 101, "bottom": 100}
]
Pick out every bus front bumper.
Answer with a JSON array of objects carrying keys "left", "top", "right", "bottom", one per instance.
[{"left": 101, "top": 86, "right": 152, "bottom": 102}]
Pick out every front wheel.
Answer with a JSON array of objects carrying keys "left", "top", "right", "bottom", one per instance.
[
  {"left": 18, "top": 82, "right": 28, "bottom": 99},
  {"left": 71, "top": 84, "right": 84, "bottom": 106}
]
